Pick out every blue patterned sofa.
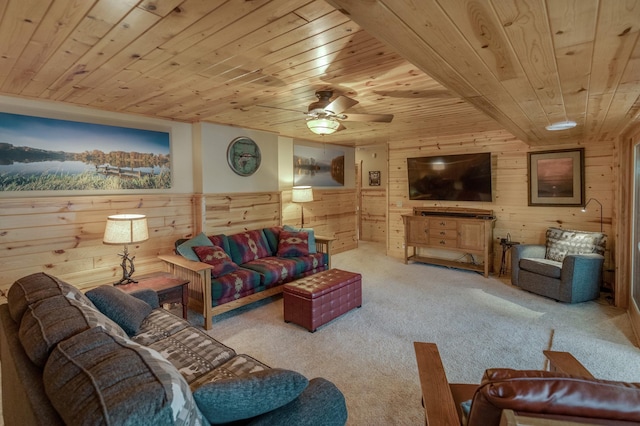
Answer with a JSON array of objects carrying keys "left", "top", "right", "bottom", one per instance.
[
  {"left": 510, "top": 227, "right": 607, "bottom": 303},
  {"left": 0, "top": 272, "right": 347, "bottom": 425},
  {"left": 160, "top": 226, "right": 332, "bottom": 330}
]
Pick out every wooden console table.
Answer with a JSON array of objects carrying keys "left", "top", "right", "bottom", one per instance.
[{"left": 402, "top": 207, "right": 496, "bottom": 277}]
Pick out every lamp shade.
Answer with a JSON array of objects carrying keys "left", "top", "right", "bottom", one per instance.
[
  {"left": 103, "top": 214, "right": 149, "bottom": 245},
  {"left": 306, "top": 118, "right": 340, "bottom": 135},
  {"left": 292, "top": 186, "right": 313, "bottom": 203}
]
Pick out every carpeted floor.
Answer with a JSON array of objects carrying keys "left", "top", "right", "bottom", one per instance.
[{"left": 188, "top": 241, "right": 640, "bottom": 425}]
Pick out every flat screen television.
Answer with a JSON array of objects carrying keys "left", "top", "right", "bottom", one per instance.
[{"left": 407, "top": 152, "right": 492, "bottom": 201}]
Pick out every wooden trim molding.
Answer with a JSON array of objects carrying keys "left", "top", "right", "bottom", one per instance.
[{"left": 618, "top": 123, "right": 640, "bottom": 343}]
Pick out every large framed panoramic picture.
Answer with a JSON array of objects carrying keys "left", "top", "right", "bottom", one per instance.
[
  {"left": 0, "top": 112, "right": 171, "bottom": 191},
  {"left": 528, "top": 148, "right": 584, "bottom": 206}
]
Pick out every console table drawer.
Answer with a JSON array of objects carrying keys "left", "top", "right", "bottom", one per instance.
[
  {"left": 429, "top": 238, "right": 457, "bottom": 248},
  {"left": 429, "top": 219, "right": 457, "bottom": 229},
  {"left": 429, "top": 229, "right": 457, "bottom": 239}
]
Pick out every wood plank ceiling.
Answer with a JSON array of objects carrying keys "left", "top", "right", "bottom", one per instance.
[{"left": 0, "top": 0, "right": 639, "bottom": 147}]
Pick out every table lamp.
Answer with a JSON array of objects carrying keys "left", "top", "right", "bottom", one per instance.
[{"left": 103, "top": 214, "right": 149, "bottom": 285}]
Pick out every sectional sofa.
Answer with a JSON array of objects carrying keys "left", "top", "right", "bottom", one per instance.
[
  {"left": 0, "top": 272, "right": 348, "bottom": 425},
  {"left": 159, "top": 226, "right": 333, "bottom": 329}
]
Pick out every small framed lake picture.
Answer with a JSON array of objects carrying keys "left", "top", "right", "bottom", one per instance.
[{"left": 0, "top": 112, "right": 171, "bottom": 191}]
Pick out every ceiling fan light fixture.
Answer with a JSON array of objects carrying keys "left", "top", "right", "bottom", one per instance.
[
  {"left": 306, "top": 117, "right": 340, "bottom": 135},
  {"left": 545, "top": 120, "right": 577, "bottom": 131}
]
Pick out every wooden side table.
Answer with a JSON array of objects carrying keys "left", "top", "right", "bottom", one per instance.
[{"left": 118, "top": 272, "right": 189, "bottom": 319}]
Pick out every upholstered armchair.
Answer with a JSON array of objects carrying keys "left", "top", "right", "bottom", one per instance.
[{"left": 510, "top": 227, "right": 607, "bottom": 303}]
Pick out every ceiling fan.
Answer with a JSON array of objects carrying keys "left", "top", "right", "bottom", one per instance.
[
  {"left": 259, "top": 90, "right": 394, "bottom": 135},
  {"left": 305, "top": 90, "right": 394, "bottom": 135}
]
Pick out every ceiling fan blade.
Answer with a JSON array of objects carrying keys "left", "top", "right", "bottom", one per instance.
[
  {"left": 256, "top": 104, "right": 306, "bottom": 114},
  {"left": 339, "top": 113, "right": 394, "bottom": 123},
  {"left": 324, "top": 95, "right": 358, "bottom": 114}
]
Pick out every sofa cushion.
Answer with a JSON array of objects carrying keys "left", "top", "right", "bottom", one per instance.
[
  {"left": 177, "top": 232, "right": 214, "bottom": 261},
  {"left": 147, "top": 327, "right": 236, "bottom": 385},
  {"left": 242, "top": 257, "right": 299, "bottom": 287},
  {"left": 466, "top": 368, "right": 640, "bottom": 426},
  {"left": 545, "top": 227, "right": 607, "bottom": 262},
  {"left": 7, "top": 272, "right": 95, "bottom": 323},
  {"left": 277, "top": 230, "right": 311, "bottom": 257},
  {"left": 132, "top": 308, "right": 191, "bottom": 346},
  {"left": 19, "top": 295, "right": 128, "bottom": 368},
  {"left": 262, "top": 226, "right": 284, "bottom": 254},
  {"left": 227, "top": 230, "right": 272, "bottom": 264},
  {"left": 193, "top": 369, "right": 308, "bottom": 424},
  {"left": 86, "top": 285, "right": 153, "bottom": 336},
  {"left": 190, "top": 354, "right": 270, "bottom": 388},
  {"left": 518, "top": 258, "right": 562, "bottom": 279},
  {"left": 194, "top": 245, "right": 239, "bottom": 278},
  {"left": 284, "top": 225, "right": 317, "bottom": 253},
  {"left": 288, "top": 253, "right": 327, "bottom": 276},
  {"left": 211, "top": 267, "right": 263, "bottom": 307},
  {"left": 43, "top": 327, "right": 206, "bottom": 426},
  {"left": 207, "top": 233, "right": 230, "bottom": 253}
]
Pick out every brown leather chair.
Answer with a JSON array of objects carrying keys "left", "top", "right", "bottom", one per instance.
[{"left": 414, "top": 342, "right": 640, "bottom": 426}]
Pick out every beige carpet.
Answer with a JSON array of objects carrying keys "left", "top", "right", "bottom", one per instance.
[{"left": 191, "top": 241, "right": 640, "bottom": 425}]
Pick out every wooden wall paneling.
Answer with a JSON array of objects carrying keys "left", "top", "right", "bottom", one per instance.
[
  {"left": 360, "top": 188, "right": 386, "bottom": 242},
  {"left": 387, "top": 129, "right": 615, "bottom": 283},
  {"left": 0, "top": 194, "right": 195, "bottom": 293},
  {"left": 202, "top": 192, "right": 281, "bottom": 236},
  {"left": 282, "top": 188, "right": 357, "bottom": 254}
]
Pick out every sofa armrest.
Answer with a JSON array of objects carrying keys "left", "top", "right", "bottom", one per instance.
[
  {"left": 510, "top": 244, "right": 546, "bottom": 286},
  {"left": 543, "top": 350, "right": 594, "bottom": 378},
  {"left": 315, "top": 235, "right": 335, "bottom": 269},
  {"left": 158, "top": 254, "right": 214, "bottom": 330},
  {"left": 511, "top": 244, "right": 546, "bottom": 260},
  {"left": 129, "top": 288, "right": 160, "bottom": 309},
  {"left": 560, "top": 254, "right": 604, "bottom": 302},
  {"left": 247, "top": 377, "right": 347, "bottom": 426},
  {"left": 414, "top": 342, "right": 459, "bottom": 426}
]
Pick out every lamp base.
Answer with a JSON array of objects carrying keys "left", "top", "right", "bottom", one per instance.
[
  {"left": 113, "top": 245, "right": 138, "bottom": 286},
  {"left": 113, "top": 276, "right": 138, "bottom": 286}
]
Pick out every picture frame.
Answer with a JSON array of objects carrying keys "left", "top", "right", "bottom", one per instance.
[
  {"left": 293, "top": 144, "right": 345, "bottom": 187},
  {"left": 0, "top": 111, "right": 171, "bottom": 191},
  {"left": 527, "top": 148, "right": 585, "bottom": 206},
  {"left": 369, "top": 170, "right": 381, "bottom": 186}
]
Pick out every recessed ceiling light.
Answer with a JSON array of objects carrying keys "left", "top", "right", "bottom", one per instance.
[{"left": 545, "top": 120, "right": 577, "bottom": 131}]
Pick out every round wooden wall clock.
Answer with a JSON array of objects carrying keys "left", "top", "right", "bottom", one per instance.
[{"left": 226, "top": 136, "right": 261, "bottom": 176}]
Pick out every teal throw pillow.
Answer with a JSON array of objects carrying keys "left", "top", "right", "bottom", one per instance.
[
  {"left": 176, "top": 232, "right": 214, "bottom": 261},
  {"left": 284, "top": 225, "right": 316, "bottom": 253},
  {"left": 193, "top": 368, "right": 308, "bottom": 424},
  {"left": 86, "top": 285, "right": 152, "bottom": 336}
]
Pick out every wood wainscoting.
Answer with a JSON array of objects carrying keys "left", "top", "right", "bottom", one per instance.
[
  {"left": 0, "top": 190, "right": 357, "bottom": 294},
  {"left": 0, "top": 194, "right": 195, "bottom": 294}
]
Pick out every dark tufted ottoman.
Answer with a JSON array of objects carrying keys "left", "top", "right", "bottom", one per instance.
[{"left": 283, "top": 269, "right": 362, "bottom": 332}]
